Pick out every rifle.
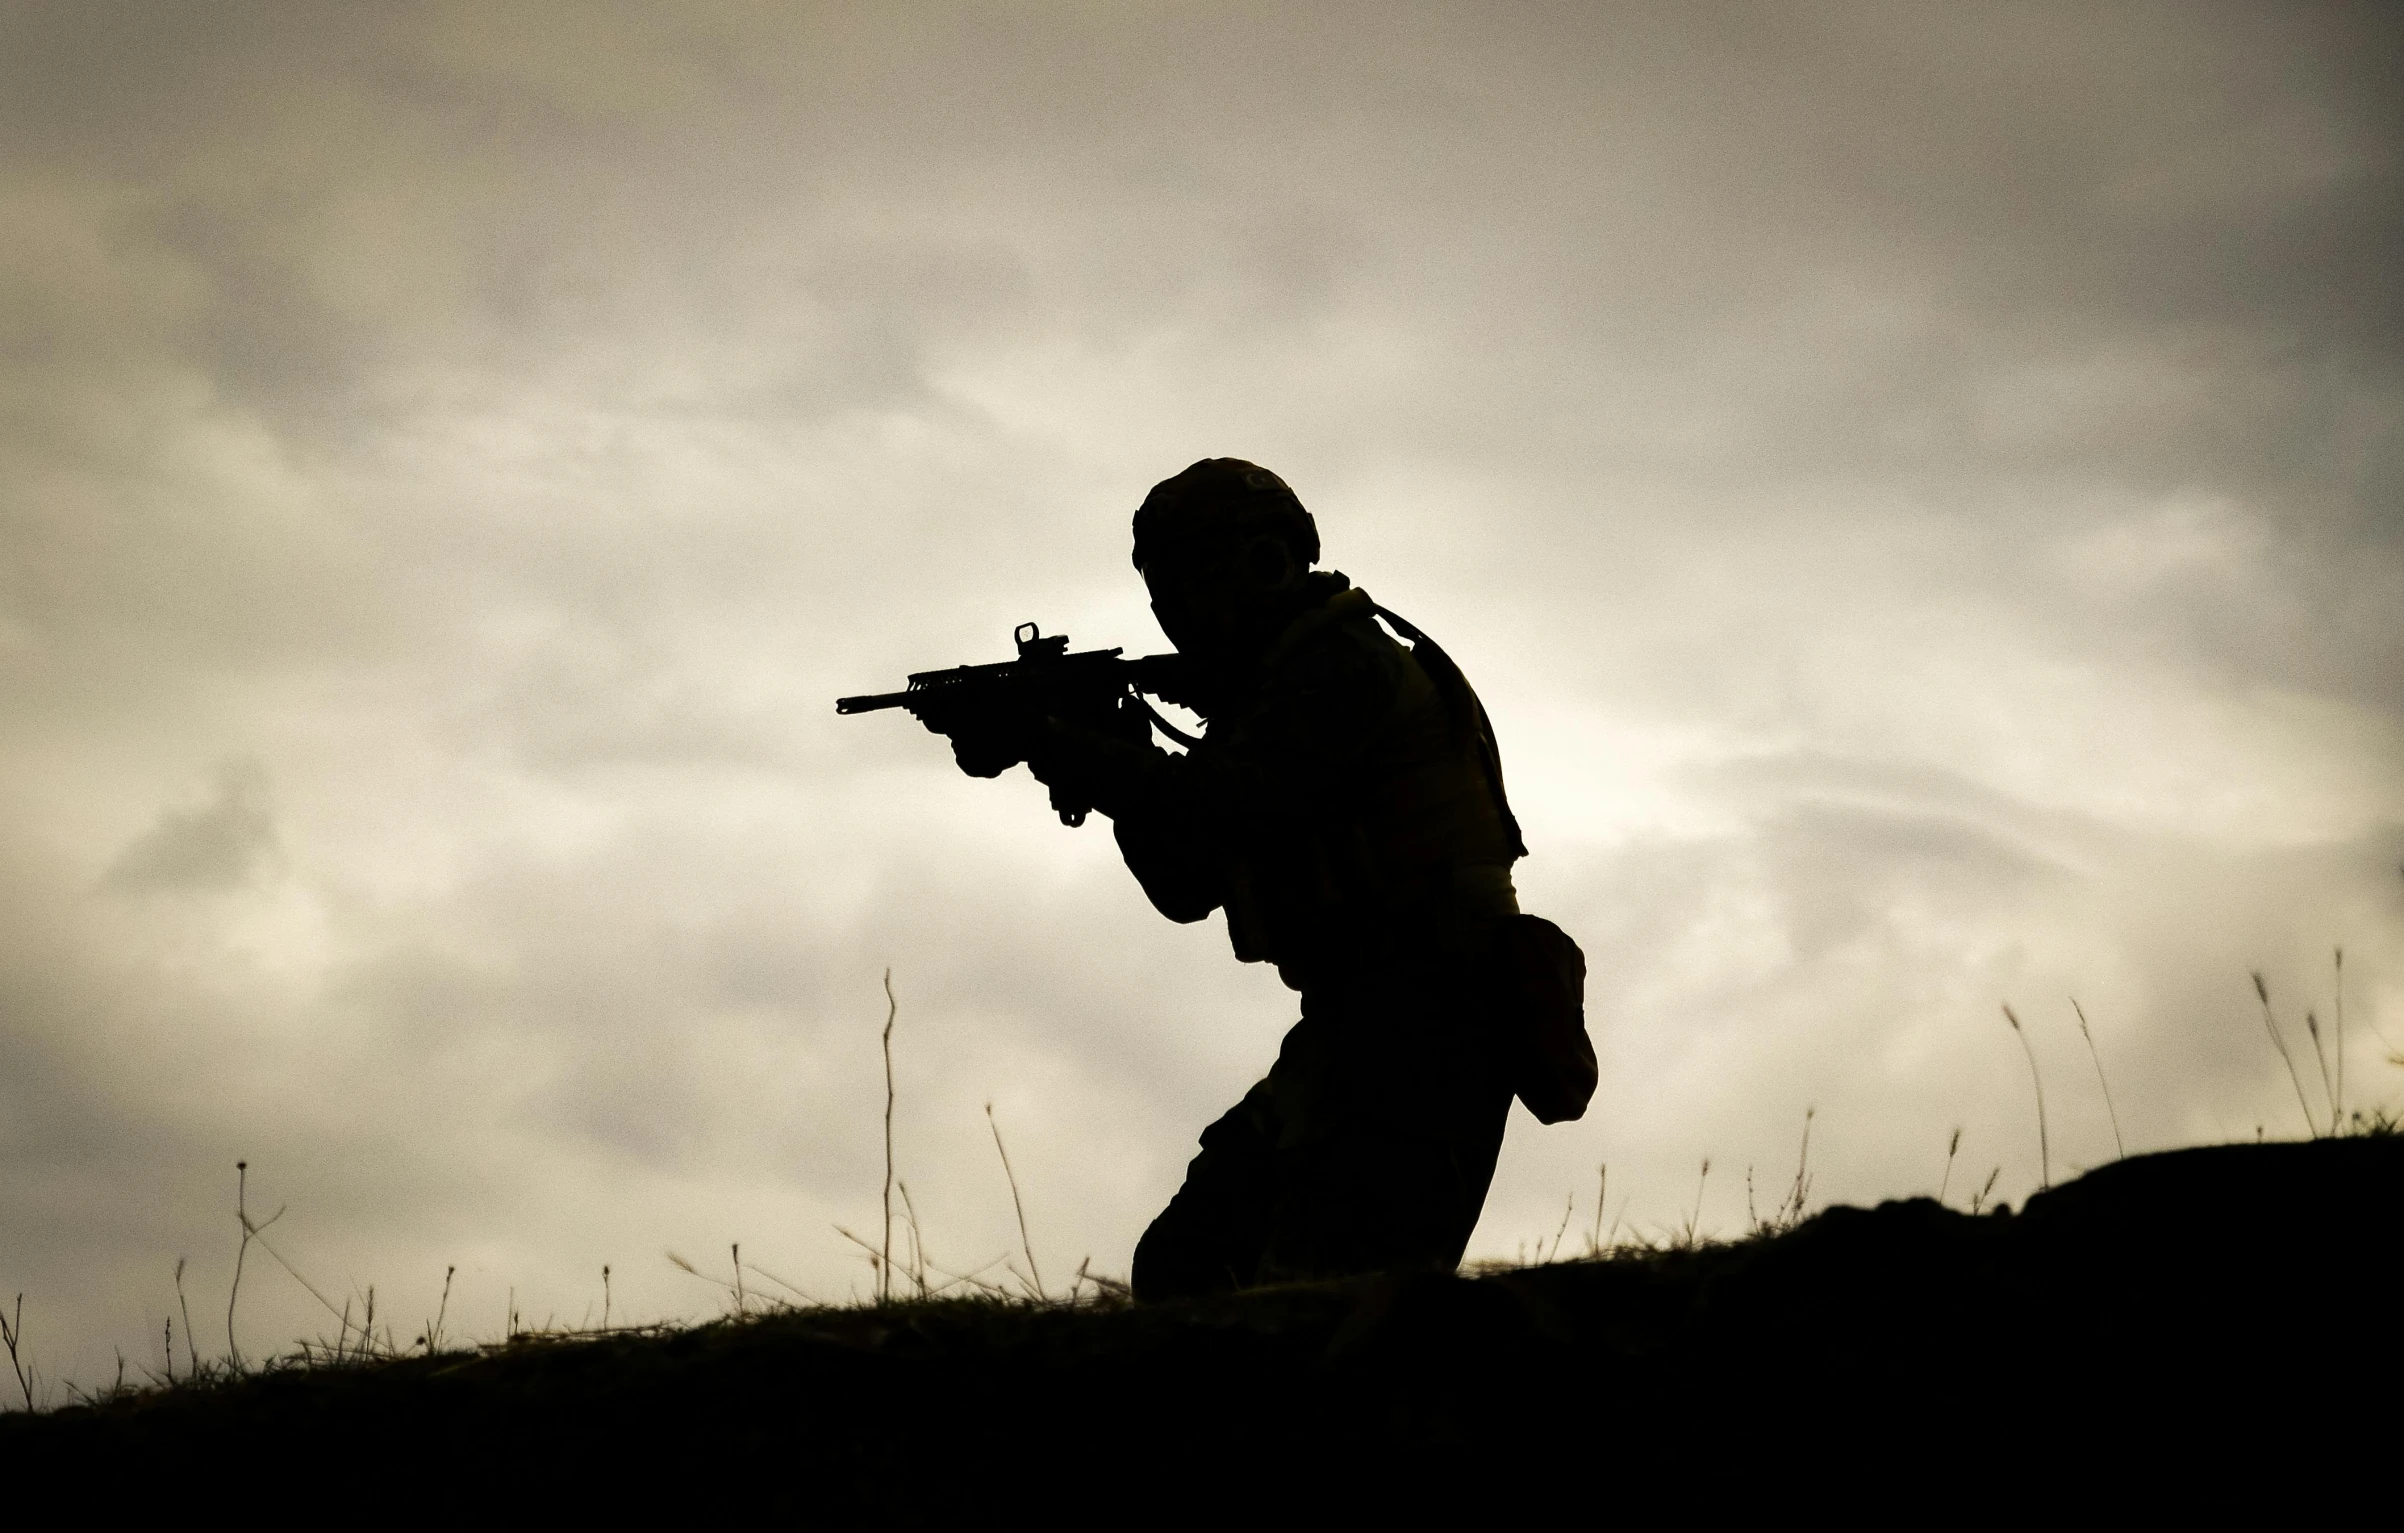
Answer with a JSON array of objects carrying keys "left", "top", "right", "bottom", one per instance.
[{"left": 836, "top": 622, "right": 1203, "bottom": 825}]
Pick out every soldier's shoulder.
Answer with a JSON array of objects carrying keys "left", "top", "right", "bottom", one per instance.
[
  {"left": 1273, "top": 590, "right": 1408, "bottom": 688},
  {"left": 1253, "top": 593, "right": 1425, "bottom": 753}
]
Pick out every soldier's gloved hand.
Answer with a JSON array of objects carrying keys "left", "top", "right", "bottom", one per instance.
[
  {"left": 1023, "top": 712, "right": 1153, "bottom": 818},
  {"left": 921, "top": 693, "right": 1034, "bottom": 779},
  {"left": 949, "top": 725, "right": 1024, "bottom": 779}
]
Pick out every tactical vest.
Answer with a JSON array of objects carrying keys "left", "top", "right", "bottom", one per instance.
[{"left": 1212, "top": 589, "right": 1524, "bottom": 979}]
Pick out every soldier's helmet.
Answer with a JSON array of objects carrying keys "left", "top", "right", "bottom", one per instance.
[{"left": 1131, "top": 458, "right": 1319, "bottom": 573}]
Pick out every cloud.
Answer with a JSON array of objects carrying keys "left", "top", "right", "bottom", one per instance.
[
  {"left": 105, "top": 759, "right": 281, "bottom": 893},
  {"left": 1, "top": 1, "right": 2400, "bottom": 1387}
]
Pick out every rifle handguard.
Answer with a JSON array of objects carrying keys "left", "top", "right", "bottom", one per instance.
[{"left": 837, "top": 623, "right": 1207, "bottom": 823}]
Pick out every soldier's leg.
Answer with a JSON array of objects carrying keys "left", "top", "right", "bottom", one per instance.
[
  {"left": 1256, "top": 967, "right": 1513, "bottom": 1283},
  {"left": 1257, "top": 1107, "right": 1509, "bottom": 1283},
  {"left": 1130, "top": 1076, "right": 1282, "bottom": 1301}
]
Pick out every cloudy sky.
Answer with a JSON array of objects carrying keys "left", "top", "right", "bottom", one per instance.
[{"left": 5, "top": 0, "right": 2400, "bottom": 1388}]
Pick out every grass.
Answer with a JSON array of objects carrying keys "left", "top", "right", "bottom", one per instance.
[
  {"left": 3, "top": 1294, "right": 28, "bottom": 1409},
  {"left": 986, "top": 1102, "right": 1043, "bottom": 1297},
  {"left": 880, "top": 967, "right": 897, "bottom": 1304},
  {"left": 10, "top": 1140, "right": 2394, "bottom": 1517},
  {"left": 2002, "top": 1004, "right": 2051, "bottom": 1188},
  {"left": 2255, "top": 971, "right": 2321, "bottom": 1137},
  {"left": 17, "top": 1133, "right": 2398, "bottom": 1495},
  {"left": 4, "top": 954, "right": 2396, "bottom": 1411},
  {"left": 2336, "top": 946, "right": 2347, "bottom": 1130},
  {"left": 2070, "top": 997, "right": 2125, "bottom": 1160},
  {"left": 7, "top": 1122, "right": 2398, "bottom": 1429}
]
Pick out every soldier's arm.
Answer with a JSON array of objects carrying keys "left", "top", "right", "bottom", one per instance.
[
  {"left": 1029, "top": 616, "right": 1408, "bottom": 833},
  {"left": 1111, "top": 812, "right": 1221, "bottom": 923}
]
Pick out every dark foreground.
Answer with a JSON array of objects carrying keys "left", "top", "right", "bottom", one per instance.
[{"left": 11, "top": 1140, "right": 2399, "bottom": 1515}]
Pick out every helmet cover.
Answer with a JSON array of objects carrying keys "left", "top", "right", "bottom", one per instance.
[{"left": 1130, "top": 458, "right": 1319, "bottom": 571}]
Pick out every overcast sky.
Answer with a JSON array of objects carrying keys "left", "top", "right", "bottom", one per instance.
[{"left": 4, "top": 0, "right": 2400, "bottom": 1390}]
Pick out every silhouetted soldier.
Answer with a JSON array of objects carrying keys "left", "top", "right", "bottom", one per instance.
[{"left": 942, "top": 459, "right": 1591, "bottom": 1298}]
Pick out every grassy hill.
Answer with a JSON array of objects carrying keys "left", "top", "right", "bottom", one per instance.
[{"left": 9, "top": 1138, "right": 2397, "bottom": 1515}]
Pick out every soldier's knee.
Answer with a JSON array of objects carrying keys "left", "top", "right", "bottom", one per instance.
[{"left": 1131, "top": 1208, "right": 1244, "bottom": 1303}]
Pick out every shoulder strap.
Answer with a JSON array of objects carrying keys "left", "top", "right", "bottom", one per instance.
[{"left": 1372, "top": 603, "right": 1528, "bottom": 860}]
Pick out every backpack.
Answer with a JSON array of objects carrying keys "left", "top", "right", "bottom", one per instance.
[{"left": 1373, "top": 603, "right": 1597, "bottom": 1124}]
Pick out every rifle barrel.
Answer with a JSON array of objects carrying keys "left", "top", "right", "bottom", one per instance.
[{"left": 834, "top": 691, "right": 913, "bottom": 714}]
